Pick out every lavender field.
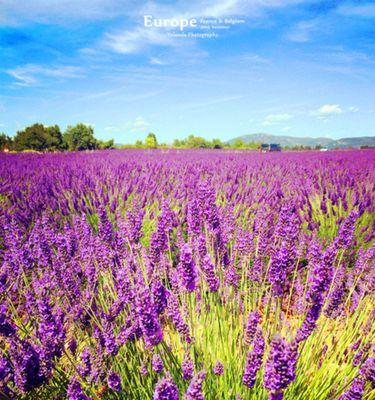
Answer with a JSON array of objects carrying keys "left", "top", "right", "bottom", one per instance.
[{"left": 0, "top": 149, "right": 374, "bottom": 400}]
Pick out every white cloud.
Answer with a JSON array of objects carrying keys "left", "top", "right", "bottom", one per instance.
[
  {"left": 104, "top": 28, "right": 176, "bottom": 54},
  {"left": 240, "top": 53, "right": 269, "bottom": 63},
  {"left": 0, "top": 0, "right": 134, "bottom": 25},
  {"left": 104, "top": 117, "right": 150, "bottom": 133},
  {"left": 285, "top": 20, "right": 318, "bottom": 42},
  {"left": 6, "top": 64, "right": 84, "bottom": 86},
  {"left": 149, "top": 57, "right": 169, "bottom": 66},
  {"left": 348, "top": 106, "right": 359, "bottom": 113},
  {"left": 281, "top": 126, "right": 291, "bottom": 132},
  {"left": 175, "top": 95, "right": 244, "bottom": 111},
  {"left": 314, "top": 104, "right": 343, "bottom": 118},
  {"left": 262, "top": 113, "right": 293, "bottom": 125},
  {"left": 131, "top": 117, "right": 150, "bottom": 131},
  {"left": 337, "top": 3, "right": 375, "bottom": 18}
]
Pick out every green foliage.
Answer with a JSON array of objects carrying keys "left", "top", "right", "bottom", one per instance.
[
  {"left": 98, "top": 139, "right": 115, "bottom": 149},
  {"left": 45, "top": 125, "right": 63, "bottom": 150},
  {"left": 13, "top": 123, "right": 61, "bottom": 151},
  {"left": 230, "top": 139, "right": 260, "bottom": 149},
  {"left": 145, "top": 132, "right": 158, "bottom": 148},
  {"left": 0, "top": 132, "right": 13, "bottom": 151},
  {"left": 63, "top": 124, "right": 98, "bottom": 151}
]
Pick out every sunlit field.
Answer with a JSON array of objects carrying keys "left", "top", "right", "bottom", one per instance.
[{"left": 0, "top": 149, "right": 374, "bottom": 400}]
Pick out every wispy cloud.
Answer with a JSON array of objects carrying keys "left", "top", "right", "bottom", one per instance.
[
  {"left": 6, "top": 64, "right": 84, "bottom": 86},
  {"left": 104, "top": 116, "right": 150, "bottom": 133},
  {"left": 104, "top": 28, "right": 176, "bottom": 54},
  {"left": 285, "top": 20, "right": 319, "bottom": 42},
  {"left": 313, "top": 104, "right": 343, "bottom": 118},
  {"left": 262, "top": 113, "right": 293, "bottom": 125},
  {"left": 149, "top": 57, "right": 169, "bottom": 66},
  {"left": 337, "top": 3, "right": 375, "bottom": 18},
  {"left": 348, "top": 106, "right": 359, "bottom": 113},
  {"left": 0, "top": 0, "right": 134, "bottom": 25},
  {"left": 175, "top": 95, "right": 245, "bottom": 111}
]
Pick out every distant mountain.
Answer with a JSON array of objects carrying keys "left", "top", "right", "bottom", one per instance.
[{"left": 227, "top": 133, "right": 375, "bottom": 149}]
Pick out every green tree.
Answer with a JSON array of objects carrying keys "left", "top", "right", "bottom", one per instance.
[
  {"left": 211, "top": 138, "right": 223, "bottom": 149},
  {"left": 13, "top": 123, "right": 49, "bottom": 151},
  {"left": 173, "top": 139, "right": 184, "bottom": 148},
  {"left": 231, "top": 138, "right": 245, "bottom": 149},
  {"left": 98, "top": 139, "right": 114, "bottom": 149},
  {"left": 63, "top": 124, "right": 98, "bottom": 151},
  {"left": 45, "top": 125, "right": 63, "bottom": 150},
  {"left": 186, "top": 135, "right": 208, "bottom": 148},
  {"left": 145, "top": 132, "right": 158, "bottom": 149},
  {"left": 0, "top": 133, "right": 13, "bottom": 151}
]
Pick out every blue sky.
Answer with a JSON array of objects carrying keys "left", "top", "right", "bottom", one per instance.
[{"left": 0, "top": 0, "right": 374, "bottom": 143}]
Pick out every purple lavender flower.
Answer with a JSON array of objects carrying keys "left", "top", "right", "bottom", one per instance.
[
  {"left": 179, "top": 244, "right": 198, "bottom": 292},
  {"left": 201, "top": 254, "right": 219, "bottom": 292},
  {"left": 0, "top": 356, "right": 12, "bottom": 381},
  {"left": 185, "top": 370, "right": 206, "bottom": 400},
  {"left": 295, "top": 297, "right": 323, "bottom": 343},
  {"left": 268, "top": 242, "right": 289, "bottom": 297},
  {"left": 153, "top": 374, "right": 179, "bottom": 400},
  {"left": 0, "top": 304, "right": 16, "bottom": 337},
  {"left": 152, "top": 353, "right": 164, "bottom": 374},
  {"left": 182, "top": 352, "right": 194, "bottom": 381},
  {"left": 167, "top": 294, "right": 191, "bottom": 343},
  {"left": 336, "top": 211, "right": 358, "bottom": 249},
  {"left": 243, "top": 329, "right": 265, "bottom": 389},
  {"left": 67, "top": 377, "right": 91, "bottom": 400},
  {"left": 360, "top": 356, "right": 374, "bottom": 384},
  {"left": 338, "top": 378, "right": 364, "bottom": 400},
  {"left": 10, "top": 339, "right": 45, "bottom": 393},
  {"left": 264, "top": 336, "right": 299, "bottom": 397},
  {"left": 78, "top": 347, "right": 91, "bottom": 378},
  {"left": 244, "top": 311, "right": 261, "bottom": 346},
  {"left": 137, "top": 284, "right": 163, "bottom": 348},
  {"left": 213, "top": 361, "right": 224, "bottom": 376},
  {"left": 151, "top": 278, "right": 170, "bottom": 315},
  {"left": 107, "top": 371, "right": 122, "bottom": 392}
]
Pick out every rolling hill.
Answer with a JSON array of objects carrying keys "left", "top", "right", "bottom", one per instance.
[{"left": 227, "top": 133, "right": 375, "bottom": 149}]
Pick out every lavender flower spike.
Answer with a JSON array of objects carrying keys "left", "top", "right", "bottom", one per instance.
[
  {"left": 153, "top": 374, "right": 179, "bottom": 400},
  {"left": 179, "top": 244, "right": 198, "bottom": 293},
  {"left": 264, "top": 336, "right": 299, "bottom": 399},
  {"left": 185, "top": 370, "right": 206, "bottom": 400},
  {"left": 243, "top": 328, "right": 265, "bottom": 389}
]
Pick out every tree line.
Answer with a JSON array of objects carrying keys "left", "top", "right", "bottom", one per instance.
[
  {"left": 121, "top": 133, "right": 261, "bottom": 150},
  {"left": 0, "top": 123, "right": 114, "bottom": 152},
  {"left": 1, "top": 125, "right": 269, "bottom": 152}
]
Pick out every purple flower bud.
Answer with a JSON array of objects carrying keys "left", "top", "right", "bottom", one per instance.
[
  {"left": 264, "top": 336, "right": 299, "bottom": 396},
  {"left": 213, "top": 361, "right": 224, "bottom": 376},
  {"left": 153, "top": 374, "right": 179, "bottom": 400},
  {"left": 0, "top": 305, "right": 16, "bottom": 337},
  {"left": 67, "top": 377, "right": 90, "bottom": 400},
  {"left": 338, "top": 378, "right": 364, "bottom": 400},
  {"left": 243, "top": 329, "right": 265, "bottom": 389},
  {"left": 152, "top": 353, "right": 164, "bottom": 374},
  {"left": 185, "top": 370, "right": 206, "bottom": 400},
  {"left": 182, "top": 352, "right": 194, "bottom": 381},
  {"left": 201, "top": 255, "right": 219, "bottom": 292},
  {"left": 107, "top": 371, "right": 122, "bottom": 392},
  {"left": 244, "top": 311, "right": 261, "bottom": 346},
  {"left": 137, "top": 285, "right": 163, "bottom": 348},
  {"left": 268, "top": 242, "right": 289, "bottom": 297},
  {"left": 179, "top": 244, "right": 198, "bottom": 292}
]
